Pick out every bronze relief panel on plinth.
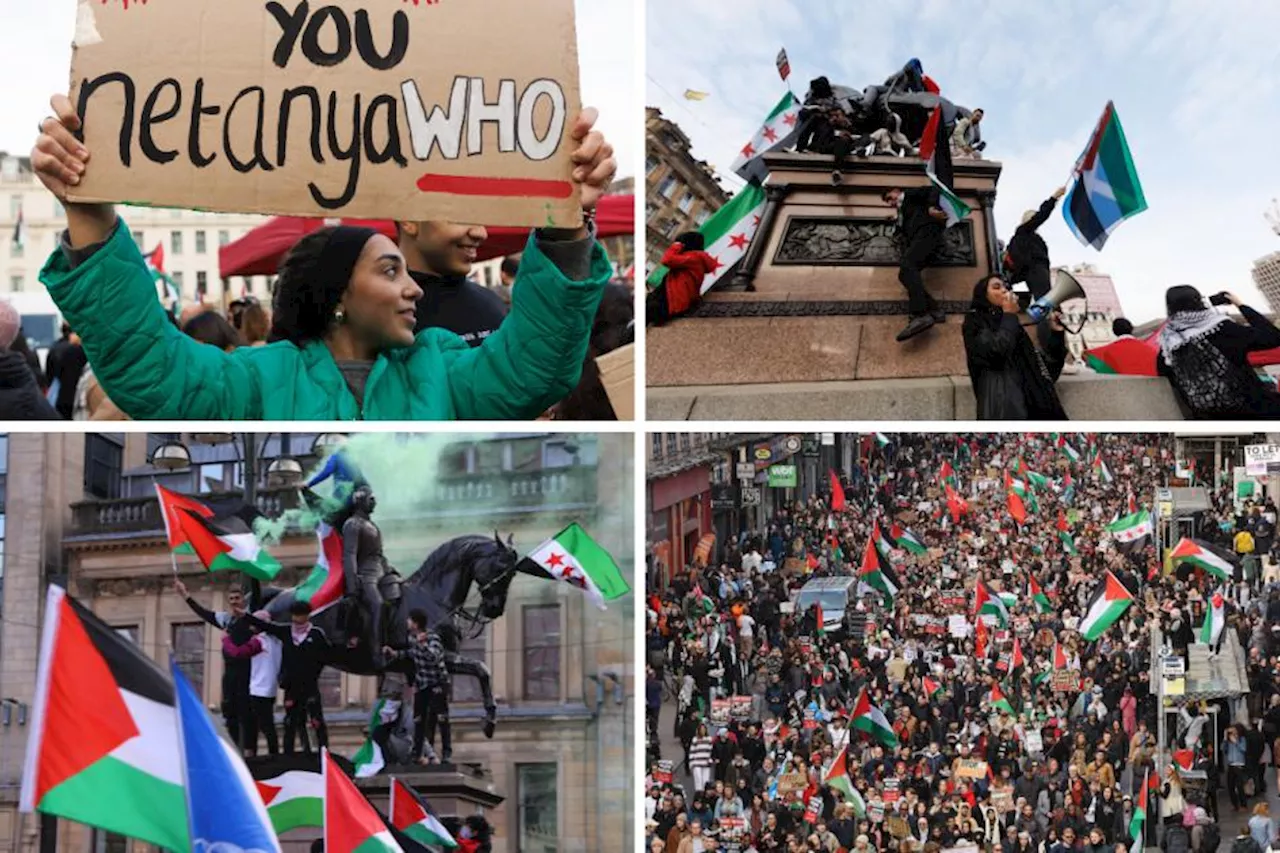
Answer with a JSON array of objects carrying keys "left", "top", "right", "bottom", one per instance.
[{"left": 773, "top": 217, "right": 976, "bottom": 267}]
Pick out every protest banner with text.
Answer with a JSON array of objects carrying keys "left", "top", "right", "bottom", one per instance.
[{"left": 67, "top": 0, "right": 583, "bottom": 226}]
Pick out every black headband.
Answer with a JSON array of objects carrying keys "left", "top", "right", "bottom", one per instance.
[{"left": 317, "top": 226, "right": 379, "bottom": 294}]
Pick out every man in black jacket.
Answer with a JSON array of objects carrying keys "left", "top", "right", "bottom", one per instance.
[
  {"left": 397, "top": 221, "right": 508, "bottom": 347},
  {"left": 247, "top": 601, "right": 332, "bottom": 754},
  {"left": 43, "top": 322, "right": 86, "bottom": 419},
  {"left": 1004, "top": 186, "right": 1066, "bottom": 303},
  {"left": 883, "top": 187, "right": 949, "bottom": 341}
]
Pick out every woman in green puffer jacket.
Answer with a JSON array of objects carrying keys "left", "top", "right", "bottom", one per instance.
[{"left": 31, "top": 94, "right": 617, "bottom": 420}]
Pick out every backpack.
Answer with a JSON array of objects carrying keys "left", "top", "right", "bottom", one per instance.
[
  {"left": 1164, "top": 826, "right": 1190, "bottom": 853},
  {"left": 1200, "top": 823, "right": 1221, "bottom": 853},
  {"left": 1232, "top": 837, "right": 1261, "bottom": 853}
]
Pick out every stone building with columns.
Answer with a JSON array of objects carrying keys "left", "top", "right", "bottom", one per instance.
[{"left": 0, "top": 432, "right": 634, "bottom": 853}]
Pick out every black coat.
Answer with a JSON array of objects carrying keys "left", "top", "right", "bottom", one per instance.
[
  {"left": 963, "top": 311, "right": 1068, "bottom": 419},
  {"left": 1005, "top": 197, "right": 1056, "bottom": 282},
  {"left": 411, "top": 270, "right": 508, "bottom": 347},
  {"left": 1158, "top": 307, "right": 1280, "bottom": 418},
  {"left": 0, "top": 351, "right": 59, "bottom": 420},
  {"left": 901, "top": 186, "right": 943, "bottom": 239}
]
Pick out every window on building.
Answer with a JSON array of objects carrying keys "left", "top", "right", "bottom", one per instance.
[
  {"left": 665, "top": 434, "right": 678, "bottom": 455},
  {"left": 171, "top": 231, "right": 183, "bottom": 255},
  {"left": 695, "top": 209, "right": 711, "bottom": 226},
  {"left": 453, "top": 627, "right": 488, "bottom": 703},
  {"left": 522, "top": 605, "right": 561, "bottom": 700},
  {"left": 439, "top": 443, "right": 476, "bottom": 477},
  {"left": 218, "top": 230, "right": 230, "bottom": 247},
  {"left": 172, "top": 623, "right": 205, "bottom": 698},
  {"left": 678, "top": 434, "right": 691, "bottom": 452},
  {"left": 84, "top": 434, "right": 124, "bottom": 499},
  {"left": 9, "top": 276, "right": 22, "bottom": 293},
  {"left": 678, "top": 191, "right": 695, "bottom": 213},
  {"left": 516, "top": 764, "right": 558, "bottom": 852},
  {"left": 541, "top": 439, "right": 578, "bottom": 469},
  {"left": 650, "top": 435, "right": 662, "bottom": 459},
  {"left": 664, "top": 219, "right": 681, "bottom": 238},
  {"left": 476, "top": 441, "right": 505, "bottom": 475},
  {"left": 173, "top": 271, "right": 184, "bottom": 291},
  {"left": 9, "top": 239, "right": 22, "bottom": 259},
  {"left": 195, "top": 230, "right": 207, "bottom": 254},
  {"left": 657, "top": 175, "right": 678, "bottom": 199},
  {"left": 645, "top": 156, "right": 660, "bottom": 176},
  {"left": 197, "top": 271, "right": 208, "bottom": 298},
  {"left": 132, "top": 230, "right": 144, "bottom": 247},
  {"left": 113, "top": 625, "right": 140, "bottom": 645},
  {"left": 318, "top": 667, "right": 341, "bottom": 707},
  {"left": 91, "top": 829, "right": 130, "bottom": 853}
]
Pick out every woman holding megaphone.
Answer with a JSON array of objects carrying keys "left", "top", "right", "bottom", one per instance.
[
  {"left": 1158, "top": 285, "right": 1280, "bottom": 419},
  {"left": 962, "top": 274, "right": 1068, "bottom": 420}
]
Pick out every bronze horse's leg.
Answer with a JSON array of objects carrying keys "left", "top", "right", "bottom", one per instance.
[{"left": 446, "top": 655, "right": 497, "bottom": 738}]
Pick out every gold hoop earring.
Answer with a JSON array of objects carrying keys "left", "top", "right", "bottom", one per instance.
[{"left": 334, "top": 306, "right": 346, "bottom": 324}]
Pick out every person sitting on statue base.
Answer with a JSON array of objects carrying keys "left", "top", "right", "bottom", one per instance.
[
  {"left": 384, "top": 608, "right": 453, "bottom": 765},
  {"left": 342, "top": 485, "right": 390, "bottom": 669}
]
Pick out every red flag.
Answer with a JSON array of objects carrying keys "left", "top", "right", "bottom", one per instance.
[
  {"left": 945, "top": 484, "right": 968, "bottom": 523},
  {"left": 806, "top": 552, "right": 819, "bottom": 571},
  {"left": 1128, "top": 491, "right": 1137, "bottom": 515},
  {"left": 1007, "top": 490, "right": 1027, "bottom": 525},
  {"left": 815, "top": 602, "right": 825, "bottom": 635},
  {"left": 1056, "top": 512, "right": 1070, "bottom": 533},
  {"left": 829, "top": 470, "right": 846, "bottom": 512},
  {"left": 974, "top": 618, "right": 988, "bottom": 660},
  {"left": 1011, "top": 636, "right": 1025, "bottom": 669}
]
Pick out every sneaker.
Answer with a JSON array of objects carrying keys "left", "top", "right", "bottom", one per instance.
[
  {"left": 931, "top": 308, "right": 947, "bottom": 324},
  {"left": 896, "top": 314, "right": 936, "bottom": 342},
  {"left": 830, "top": 170, "right": 843, "bottom": 186}
]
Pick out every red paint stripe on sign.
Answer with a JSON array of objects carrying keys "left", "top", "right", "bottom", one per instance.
[{"left": 415, "top": 173, "right": 574, "bottom": 199}]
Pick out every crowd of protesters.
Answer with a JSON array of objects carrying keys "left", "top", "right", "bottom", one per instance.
[{"left": 644, "top": 434, "right": 1280, "bottom": 853}]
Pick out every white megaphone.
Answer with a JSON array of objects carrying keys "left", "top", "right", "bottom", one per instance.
[{"left": 1027, "top": 268, "right": 1087, "bottom": 322}]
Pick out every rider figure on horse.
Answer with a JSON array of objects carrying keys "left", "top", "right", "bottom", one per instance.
[{"left": 342, "top": 484, "right": 391, "bottom": 669}]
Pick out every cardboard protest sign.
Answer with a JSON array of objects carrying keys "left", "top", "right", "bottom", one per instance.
[
  {"left": 776, "top": 772, "right": 806, "bottom": 796},
  {"left": 886, "top": 816, "right": 910, "bottom": 839},
  {"left": 1052, "top": 670, "right": 1080, "bottom": 692},
  {"left": 710, "top": 698, "right": 731, "bottom": 726},
  {"left": 730, "top": 695, "right": 753, "bottom": 721},
  {"left": 954, "top": 758, "right": 988, "bottom": 779},
  {"left": 67, "top": 0, "right": 583, "bottom": 226},
  {"left": 595, "top": 344, "right": 633, "bottom": 421},
  {"left": 991, "top": 788, "right": 1014, "bottom": 814}
]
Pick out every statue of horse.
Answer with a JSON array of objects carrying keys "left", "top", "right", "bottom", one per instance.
[{"left": 259, "top": 531, "right": 529, "bottom": 738}]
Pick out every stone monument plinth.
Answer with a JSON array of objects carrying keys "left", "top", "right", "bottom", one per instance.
[{"left": 647, "top": 151, "right": 1004, "bottom": 414}]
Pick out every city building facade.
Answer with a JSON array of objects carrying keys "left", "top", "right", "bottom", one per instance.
[
  {"left": 644, "top": 109, "right": 729, "bottom": 273},
  {"left": 0, "top": 433, "right": 633, "bottom": 853},
  {"left": 1252, "top": 252, "right": 1280, "bottom": 315}
]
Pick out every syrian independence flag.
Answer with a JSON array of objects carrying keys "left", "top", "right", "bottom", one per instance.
[
  {"left": 850, "top": 688, "right": 899, "bottom": 748},
  {"left": 20, "top": 586, "right": 189, "bottom": 851},
  {"left": 1064, "top": 101, "right": 1147, "bottom": 251},
  {"left": 1200, "top": 592, "right": 1226, "bottom": 647},
  {"left": 390, "top": 778, "right": 458, "bottom": 849},
  {"left": 252, "top": 759, "right": 325, "bottom": 834},
  {"left": 1129, "top": 769, "right": 1150, "bottom": 844},
  {"left": 293, "top": 522, "right": 346, "bottom": 616},
  {"left": 974, "top": 582, "right": 1010, "bottom": 628},
  {"left": 1170, "top": 538, "right": 1238, "bottom": 582},
  {"left": 520, "top": 523, "right": 630, "bottom": 610},
  {"left": 989, "top": 683, "right": 1015, "bottom": 715},
  {"left": 1093, "top": 456, "right": 1114, "bottom": 484},
  {"left": 1079, "top": 570, "right": 1134, "bottom": 641},
  {"left": 1106, "top": 511, "right": 1153, "bottom": 554},
  {"left": 823, "top": 747, "right": 861, "bottom": 811},
  {"left": 829, "top": 470, "right": 846, "bottom": 512},
  {"left": 155, "top": 485, "right": 282, "bottom": 581},
  {"left": 646, "top": 181, "right": 767, "bottom": 295},
  {"left": 1029, "top": 576, "right": 1053, "bottom": 615},
  {"left": 858, "top": 537, "right": 898, "bottom": 606},
  {"left": 323, "top": 749, "right": 403, "bottom": 853},
  {"left": 731, "top": 92, "right": 801, "bottom": 183},
  {"left": 890, "top": 522, "right": 927, "bottom": 556}
]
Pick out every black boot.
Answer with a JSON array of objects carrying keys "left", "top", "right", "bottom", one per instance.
[{"left": 896, "top": 314, "right": 936, "bottom": 342}]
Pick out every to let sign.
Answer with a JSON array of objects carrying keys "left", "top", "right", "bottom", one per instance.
[{"left": 67, "top": 0, "right": 583, "bottom": 226}]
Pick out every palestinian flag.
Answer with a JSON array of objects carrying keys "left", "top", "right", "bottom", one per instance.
[
  {"left": 939, "top": 460, "right": 958, "bottom": 490},
  {"left": 323, "top": 749, "right": 402, "bottom": 853},
  {"left": 974, "top": 582, "right": 1010, "bottom": 627},
  {"left": 824, "top": 747, "right": 864, "bottom": 816},
  {"left": 1093, "top": 456, "right": 1114, "bottom": 484},
  {"left": 1057, "top": 436, "right": 1082, "bottom": 463},
  {"left": 1052, "top": 641, "right": 1070, "bottom": 671},
  {"left": 922, "top": 676, "right": 943, "bottom": 699},
  {"left": 1058, "top": 530, "right": 1078, "bottom": 556},
  {"left": 1028, "top": 576, "right": 1053, "bottom": 615},
  {"left": 1171, "top": 750, "right": 1196, "bottom": 772},
  {"left": 1129, "top": 769, "right": 1149, "bottom": 844},
  {"left": 858, "top": 537, "right": 899, "bottom": 606},
  {"left": 890, "top": 522, "right": 927, "bottom": 556},
  {"left": 815, "top": 602, "right": 827, "bottom": 636},
  {"left": 252, "top": 760, "right": 324, "bottom": 834},
  {"left": 646, "top": 181, "right": 767, "bottom": 295},
  {"left": 1079, "top": 571, "right": 1134, "bottom": 641},
  {"left": 730, "top": 92, "right": 800, "bottom": 183},
  {"left": 20, "top": 586, "right": 188, "bottom": 851},
  {"left": 873, "top": 520, "right": 897, "bottom": 560},
  {"left": 1170, "top": 538, "right": 1237, "bottom": 582},
  {"left": 520, "top": 523, "right": 630, "bottom": 610},
  {"left": 293, "top": 522, "right": 346, "bottom": 616},
  {"left": 1013, "top": 458, "right": 1046, "bottom": 488},
  {"left": 1106, "top": 511, "right": 1153, "bottom": 554},
  {"left": 850, "top": 688, "right": 899, "bottom": 748},
  {"left": 1064, "top": 101, "right": 1147, "bottom": 251},
  {"left": 155, "top": 485, "right": 282, "bottom": 581},
  {"left": 875, "top": 432, "right": 892, "bottom": 448},
  {"left": 390, "top": 778, "right": 457, "bottom": 849},
  {"left": 1200, "top": 592, "right": 1226, "bottom": 647},
  {"left": 989, "top": 683, "right": 1015, "bottom": 715},
  {"left": 1061, "top": 471, "right": 1075, "bottom": 499},
  {"left": 352, "top": 699, "right": 396, "bottom": 778},
  {"left": 927, "top": 174, "right": 971, "bottom": 228},
  {"left": 829, "top": 470, "right": 846, "bottom": 512}
]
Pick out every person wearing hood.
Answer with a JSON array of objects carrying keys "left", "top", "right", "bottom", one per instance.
[
  {"left": 648, "top": 231, "right": 718, "bottom": 326},
  {"left": 31, "top": 95, "right": 615, "bottom": 420},
  {"left": 1157, "top": 285, "right": 1280, "bottom": 418},
  {"left": 0, "top": 299, "right": 59, "bottom": 420},
  {"left": 962, "top": 274, "right": 1068, "bottom": 419}
]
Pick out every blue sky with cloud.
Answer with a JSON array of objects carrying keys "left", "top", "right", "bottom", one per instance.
[{"left": 647, "top": 0, "right": 1280, "bottom": 322}]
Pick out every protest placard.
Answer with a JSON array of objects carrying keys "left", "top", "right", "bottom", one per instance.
[
  {"left": 720, "top": 817, "right": 746, "bottom": 839},
  {"left": 710, "top": 698, "right": 731, "bottom": 726},
  {"left": 596, "top": 345, "right": 633, "bottom": 420},
  {"left": 954, "top": 758, "right": 989, "bottom": 779},
  {"left": 654, "top": 760, "right": 673, "bottom": 784},
  {"left": 803, "top": 707, "right": 818, "bottom": 730},
  {"left": 804, "top": 797, "right": 824, "bottom": 824},
  {"left": 869, "top": 802, "right": 885, "bottom": 822},
  {"left": 1013, "top": 616, "right": 1032, "bottom": 636},
  {"left": 887, "top": 816, "right": 911, "bottom": 839},
  {"left": 67, "top": 0, "right": 583, "bottom": 226},
  {"left": 991, "top": 788, "right": 1014, "bottom": 814},
  {"left": 1024, "top": 730, "right": 1043, "bottom": 755},
  {"left": 730, "top": 695, "right": 753, "bottom": 721},
  {"left": 883, "top": 777, "right": 900, "bottom": 803},
  {"left": 948, "top": 615, "right": 970, "bottom": 638},
  {"left": 1052, "top": 670, "right": 1080, "bottom": 691},
  {"left": 776, "top": 772, "right": 806, "bottom": 796},
  {"left": 799, "top": 635, "right": 813, "bottom": 656}
]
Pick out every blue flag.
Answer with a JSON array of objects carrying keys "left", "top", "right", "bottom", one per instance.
[{"left": 171, "top": 657, "right": 281, "bottom": 853}]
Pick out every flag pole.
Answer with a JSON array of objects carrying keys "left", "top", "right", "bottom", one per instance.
[{"left": 153, "top": 477, "right": 181, "bottom": 578}]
